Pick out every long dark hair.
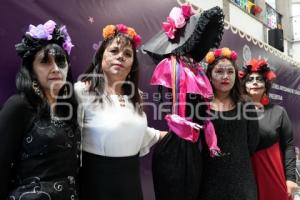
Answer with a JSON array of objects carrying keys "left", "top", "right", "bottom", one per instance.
[
  {"left": 16, "top": 43, "right": 78, "bottom": 123},
  {"left": 82, "top": 33, "right": 142, "bottom": 114},
  {"left": 206, "top": 57, "right": 243, "bottom": 105}
]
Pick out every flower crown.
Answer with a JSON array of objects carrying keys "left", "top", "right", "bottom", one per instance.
[
  {"left": 162, "top": 3, "right": 193, "bottom": 39},
  {"left": 102, "top": 24, "right": 142, "bottom": 48},
  {"left": 26, "top": 20, "right": 73, "bottom": 55},
  {"left": 238, "top": 59, "right": 276, "bottom": 81},
  {"left": 205, "top": 47, "right": 238, "bottom": 64},
  {"left": 16, "top": 20, "right": 74, "bottom": 58}
]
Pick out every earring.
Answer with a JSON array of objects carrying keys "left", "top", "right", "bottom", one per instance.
[
  {"left": 127, "top": 74, "right": 131, "bottom": 80},
  {"left": 260, "top": 93, "right": 270, "bottom": 106},
  {"left": 32, "top": 80, "right": 43, "bottom": 97},
  {"left": 63, "top": 86, "right": 68, "bottom": 97}
]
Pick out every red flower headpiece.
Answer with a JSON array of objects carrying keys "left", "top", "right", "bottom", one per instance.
[{"left": 238, "top": 58, "right": 276, "bottom": 81}]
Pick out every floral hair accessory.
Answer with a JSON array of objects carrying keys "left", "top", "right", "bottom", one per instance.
[
  {"left": 26, "top": 20, "right": 56, "bottom": 40},
  {"left": 25, "top": 20, "right": 74, "bottom": 55},
  {"left": 59, "top": 25, "right": 74, "bottom": 55},
  {"left": 238, "top": 59, "right": 276, "bottom": 81},
  {"left": 16, "top": 20, "right": 74, "bottom": 58},
  {"left": 162, "top": 3, "right": 193, "bottom": 39},
  {"left": 102, "top": 24, "right": 142, "bottom": 48},
  {"left": 205, "top": 47, "right": 238, "bottom": 64}
]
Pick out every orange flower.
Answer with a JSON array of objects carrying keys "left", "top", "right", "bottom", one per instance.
[
  {"left": 222, "top": 47, "right": 232, "bottom": 58},
  {"left": 127, "top": 27, "right": 137, "bottom": 38},
  {"left": 206, "top": 52, "right": 215, "bottom": 64},
  {"left": 103, "top": 25, "right": 116, "bottom": 39}
]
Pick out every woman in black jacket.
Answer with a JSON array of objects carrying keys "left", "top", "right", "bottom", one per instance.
[{"left": 0, "top": 20, "right": 80, "bottom": 200}]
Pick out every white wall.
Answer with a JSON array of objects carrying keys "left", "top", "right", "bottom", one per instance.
[
  {"left": 292, "top": 15, "right": 300, "bottom": 40},
  {"left": 284, "top": 40, "right": 288, "bottom": 55},
  {"left": 229, "top": 3, "right": 264, "bottom": 41},
  {"left": 292, "top": 42, "right": 300, "bottom": 62},
  {"left": 187, "top": 0, "right": 223, "bottom": 10},
  {"left": 188, "top": 0, "right": 264, "bottom": 41}
]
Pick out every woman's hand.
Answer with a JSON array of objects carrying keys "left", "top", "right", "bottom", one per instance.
[
  {"left": 159, "top": 131, "right": 168, "bottom": 140},
  {"left": 286, "top": 180, "right": 298, "bottom": 198}
]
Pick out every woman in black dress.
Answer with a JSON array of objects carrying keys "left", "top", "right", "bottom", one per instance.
[
  {"left": 239, "top": 58, "right": 298, "bottom": 200},
  {"left": 200, "top": 48, "right": 259, "bottom": 200},
  {"left": 0, "top": 20, "right": 80, "bottom": 199}
]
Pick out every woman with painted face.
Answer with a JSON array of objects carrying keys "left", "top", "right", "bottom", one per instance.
[
  {"left": 240, "top": 59, "right": 298, "bottom": 200},
  {"left": 199, "top": 48, "right": 259, "bottom": 200},
  {"left": 75, "top": 24, "right": 166, "bottom": 200},
  {"left": 0, "top": 20, "right": 80, "bottom": 199}
]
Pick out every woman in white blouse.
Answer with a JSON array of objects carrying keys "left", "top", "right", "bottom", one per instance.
[{"left": 75, "top": 24, "right": 166, "bottom": 200}]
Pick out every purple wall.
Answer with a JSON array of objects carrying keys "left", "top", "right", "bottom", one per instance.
[{"left": 1, "top": 1, "right": 300, "bottom": 199}]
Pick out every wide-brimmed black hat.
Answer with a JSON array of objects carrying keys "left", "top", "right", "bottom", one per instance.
[{"left": 143, "top": 6, "right": 224, "bottom": 62}]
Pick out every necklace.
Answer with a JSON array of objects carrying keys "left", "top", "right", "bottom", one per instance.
[
  {"left": 118, "top": 95, "right": 126, "bottom": 107},
  {"left": 50, "top": 115, "right": 66, "bottom": 128},
  {"left": 49, "top": 107, "right": 66, "bottom": 128}
]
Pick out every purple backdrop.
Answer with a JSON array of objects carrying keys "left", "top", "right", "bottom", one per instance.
[{"left": 1, "top": 0, "right": 300, "bottom": 199}]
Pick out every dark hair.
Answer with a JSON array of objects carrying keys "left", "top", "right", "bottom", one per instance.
[
  {"left": 16, "top": 43, "right": 78, "bottom": 123},
  {"left": 206, "top": 57, "right": 243, "bottom": 105},
  {"left": 82, "top": 33, "right": 142, "bottom": 114},
  {"left": 240, "top": 72, "right": 272, "bottom": 95}
]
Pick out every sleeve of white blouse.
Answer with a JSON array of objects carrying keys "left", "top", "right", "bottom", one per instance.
[
  {"left": 139, "top": 127, "right": 160, "bottom": 157},
  {"left": 74, "top": 81, "right": 86, "bottom": 127},
  {"left": 74, "top": 81, "right": 85, "bottom": 104}
]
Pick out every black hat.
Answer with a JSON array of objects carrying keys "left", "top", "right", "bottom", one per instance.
[{"left": 143, "top": 6, "right": 224, "bottom": 62}]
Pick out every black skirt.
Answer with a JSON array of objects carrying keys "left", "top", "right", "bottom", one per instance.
[
  {"left": 79, "top": 151, "right": 143, "bottom": 200},
  {"left": 152, "top": 132, "right": 202, "bottom": 200}
]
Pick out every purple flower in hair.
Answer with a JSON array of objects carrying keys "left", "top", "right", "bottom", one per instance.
[
  {"left": 60, "top": 26, "right": 70, "bottom": 41},
  {"left": 21, "top": 20, "right": 74, "bottom": 56},
  {"left": 63, "top": 40, "right": 74, "bottom": 55},
  {"left": 43, "top": 20, "right": 56, "bottom": 34},
  {"left": 60, "top": 25, "right": 74, "bottom": 54},
  {"left": 26, "top": 20, "right": 57, "bottom": 40},
  {"left": 26, "top": 24, "right": 51, "bottom": 40}
]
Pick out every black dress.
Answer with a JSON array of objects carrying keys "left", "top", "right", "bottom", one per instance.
[
  {"left": 200, "top": 103, "right": 259, "bottom": 200},
  {"left": 152, "top": 94, "right": 206, "bottom": 200},
  {"left": 0, "top": 94, "right": 80, "bottom": 200}
]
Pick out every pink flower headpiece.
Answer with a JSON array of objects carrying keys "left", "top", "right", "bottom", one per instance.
[
  {"left": 162, "top": 3, "right": 193, "bottom": 39},
  {"left": 25, "top": 20, "right": 74, "bottom": 55},
  {"left": 102, "top": 24, "right": 142, "bottom": 48}
]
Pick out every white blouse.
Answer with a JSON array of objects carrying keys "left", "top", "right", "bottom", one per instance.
[{"left": 74, "top": 81, "right": 160, "bottom": 157}]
